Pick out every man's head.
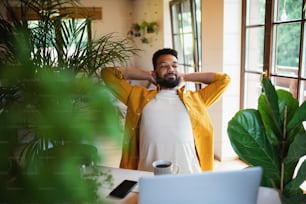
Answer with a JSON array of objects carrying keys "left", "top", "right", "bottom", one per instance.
[
  {"left": 152, "top": 48, "right": 178, "bottom": 70},
  {"left": 152, "top": 48, "right": 181, "bottom": 88}
]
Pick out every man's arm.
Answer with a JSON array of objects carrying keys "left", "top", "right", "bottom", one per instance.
[
  {"left": 186, "top": 71, "right": 230, "bottom": 106},
  {"left": 180, "top": 72, "right": 217, "bottom": 84},
  {"left": 118, "top": 67, "right": 155, "bottom": 83}
]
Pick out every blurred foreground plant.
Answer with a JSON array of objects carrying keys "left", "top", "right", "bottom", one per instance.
[{"left": 0, "top": 0, "right": 138, "bottom": 202}]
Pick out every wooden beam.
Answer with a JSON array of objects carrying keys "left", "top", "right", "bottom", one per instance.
[
  {"left": 8, "top": 7, "right": 102, "bottom": 20},
  {"left": 62, "top": 7, "right": 102, "bottom": 20}
]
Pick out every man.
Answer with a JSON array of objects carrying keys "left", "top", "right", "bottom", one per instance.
[{"left": 101, "top": 48, "right": 230, "bottom": 173}]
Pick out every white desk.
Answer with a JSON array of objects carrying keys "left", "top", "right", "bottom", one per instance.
[
  {"left": 95, "top": 166, "right": 153, "bottom": 204},
  {"left": 92, "top": 166, "right": 282, "bottom": 204}
]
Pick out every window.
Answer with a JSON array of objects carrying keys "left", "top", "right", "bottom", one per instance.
[
  {"left": 170, "top": 0, "right": 201, "bottom": 90},
  {"left": 10, "top": 6, "right": 101, "bottom": 67},
  {"left": 241, "top": 0, "right": 306, "bottom": 108},
  {"left": 28, "top": 18, "right": 89, "bottom": 66}
]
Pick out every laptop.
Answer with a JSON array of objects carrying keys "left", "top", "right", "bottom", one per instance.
[{"left": 139, "top": 166, "right": 262, "bottom": 204}]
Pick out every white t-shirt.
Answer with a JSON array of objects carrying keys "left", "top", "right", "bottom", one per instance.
[{"left": 138, "top": 89, "right": 201, "bottom": 173}]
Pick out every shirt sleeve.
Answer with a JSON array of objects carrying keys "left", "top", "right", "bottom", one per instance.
[
  {"left": 199, "top": 73, "right": 231, "bottom": 107},
  {"left": 100, "top": 67, "right": 133, "bottom": 105}
]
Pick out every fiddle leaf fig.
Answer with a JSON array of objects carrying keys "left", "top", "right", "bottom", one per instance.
[
  {"left": 277, "top": 89, "right": 299, "bottom": 127},
  {"left": 258, "top": 77, "right": 282, "bottom": 144},
  {"left": 287, "top": 101, "right": 306, "bottom": 137},
  {"left": 227, "top": 77, "right": 306, "bottom": 203},
  {"left": 283, "top": 160, "right": 306, "bottom": 202},
  {"left": 258, "top": 94, "right": 281, "bottom": 146},
  {"left": 227, "top": 109, "right": 280, "bottom": 187},
  {"left": 284, "top": 131, "right": 306, "bottom": 188}
]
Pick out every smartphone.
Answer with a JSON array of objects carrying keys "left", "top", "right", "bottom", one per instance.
[{"left": 109, "top": 179, "right": 138, "bottom": 199}]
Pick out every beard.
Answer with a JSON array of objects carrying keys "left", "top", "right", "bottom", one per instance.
[{"left": 156, "top": 75, "right": 181, "bottom": 88}]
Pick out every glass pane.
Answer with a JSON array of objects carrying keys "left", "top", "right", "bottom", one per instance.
[
  {"left": 244, "top": 73, "right": 262, "bottom": 109},
  {"left": 302, "top": 22, "right": 306, "bottom": 78},
  {"left": 61, "top": 19, "right": 88, "bottom": 58},
  {"left": 275, "top": 0, "right": 303, "bottom": 22},
  {"left": 173, "top": 35, "right": 184, "bottom": 64},
  {"left": 184, "top": 65, "right": 196, "bottom": 91},
  {"left": 271, "top": 76, "right": 298, "bottom": 98},
  {"left": 246, "top": 0, "right": 266, "bottom": 25},
  {"left": 245, "top": 27, "right": 264, "bottom": 72},
  {"left": 195, "top": 0, "right": 202, "bottom": 71},
  {"left": 299, "top": 80, "right": 306, "bottom": 103},
  {"left": 182, "top": 1, "right": 192, "bottom": 33},
  {"left": 171, "top": 3, "right": 181, "bottom": 34},
  {"left": 272, "top": 23, "right": 300, "bottom": 77},
  {"left": 28, "top": 20, "right": 57, "bottom": 64},
  {"left": 183, "top": 34, "right": 194, "bottom": 66}
]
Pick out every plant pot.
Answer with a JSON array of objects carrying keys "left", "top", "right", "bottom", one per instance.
[{"left": 257, "top": 186, "right": 281, "bottom": 204}]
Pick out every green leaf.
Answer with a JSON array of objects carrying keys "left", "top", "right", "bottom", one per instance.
[
  {"left": 283, "top": 159, "right": 306, "bottom": 197},
  {"left": 227, "top": 109, "right": 280, "bottom": 187},
  {"left": 258, "top": 94, "right": 281, "bottom": 145},
  {"left": 277, "top": 90, "right": 299, "bottom": 127},
  {"left": 259, "top": 77, "right": 282, "bottom": 143},
  {"left": 284, "top": 131, "right": 306, "bottom": 185},
  {"left": 282, "top": 194, "right": 306, "bottom": 204},
  {"left": 287, "top": 101, "right": 306, "bottom": 139},
  {"left": 261, "top": 77, "right": 281, "bottom": 123}
]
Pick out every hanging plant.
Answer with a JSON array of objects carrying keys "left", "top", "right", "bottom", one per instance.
[
  {"left": 147, "top": 21, "right": 159, "bottom": 33},
  {"left": 128, "top": 20, "right": 159, "bottom": 44},
  {"left": 141, "top": 37, "right": 149, "bottom": 44}
]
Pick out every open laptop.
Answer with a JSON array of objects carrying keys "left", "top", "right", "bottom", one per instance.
[{"left": 139, "top": 166, "right": 262, "bottom": 204}]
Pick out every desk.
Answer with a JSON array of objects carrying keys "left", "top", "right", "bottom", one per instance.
[
  {"left": 95, "top": 166, "right": 153, "bottom": 204},
  {"left": 93, "top": 166, "right": 282, "bottom": 204}
]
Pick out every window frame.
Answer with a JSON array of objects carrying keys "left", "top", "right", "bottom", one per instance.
[
  {"left": 169, "top": 0, "right": 202, "bottom": 90},
  {"left": 241, "top": 0, "right": 306, "bottom": 108}
]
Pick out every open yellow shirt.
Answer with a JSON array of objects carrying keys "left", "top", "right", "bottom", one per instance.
[{"left": 101, "top": 67, "right": 230, "bottom": 171}]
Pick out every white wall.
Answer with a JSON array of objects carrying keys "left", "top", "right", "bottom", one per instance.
[
  {"left": 221, "top": 0, "right": 242, "bottom": 160},
  {"left": 80, "top": 0, "right": 133, "bottom": 39},
  {"left": 80, "top": 0, "right": 170, "bottom": 70},
  {"left": 202, "top": 0, "right": 241, "bottom": 161},
  {"left": 127, "top": 0, "right": 165, "bottom": 69}
]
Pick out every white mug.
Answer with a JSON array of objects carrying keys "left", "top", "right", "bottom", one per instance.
[{"left": 152, "top": 160, "right": 179, "bottom": 175}]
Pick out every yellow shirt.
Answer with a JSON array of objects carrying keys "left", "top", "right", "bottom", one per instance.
[{"left": 101, "top": 67, "right": 230, "bottom": 171}]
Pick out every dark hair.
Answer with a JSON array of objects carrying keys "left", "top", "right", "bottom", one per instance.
[{"left": 152, "top": 48, "right": 178, "bottom": 70}]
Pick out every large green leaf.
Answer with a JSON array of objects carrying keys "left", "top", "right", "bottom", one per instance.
[
  {"left": 261, "top": 77, "right": 281, "bottom": 125},
  {"left": 277, "top": 90, "right": 299, "bottom": 128},
  {"left": 284, "top": 131, "right": 306, "bottom": 185},
  {"left": 227, "top": 109, "right": 280, "bottom": 187},
  {"left": 259, "top": 77, "right": 282, "bottom": 144},
  {"left": 283, "top": 159, "right": 306, "bottom": 198},
  {"left": 258, "top": 95, "right": 281, "bottom": 146},
  {"left": 287, "top": 101, "right": 306, "bottom": 142}
]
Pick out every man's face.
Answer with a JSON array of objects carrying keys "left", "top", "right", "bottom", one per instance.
[{"left": 154, "top": 54, "right": 180, "bottom": 88}]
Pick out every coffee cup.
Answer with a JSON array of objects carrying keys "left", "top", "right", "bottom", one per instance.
[{"left": 152, "top": 160, "right": 179, "bottom": 175}]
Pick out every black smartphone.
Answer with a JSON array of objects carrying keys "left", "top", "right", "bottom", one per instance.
[{"left": 109, "top": 179, "right": 138, "bottom": 199}]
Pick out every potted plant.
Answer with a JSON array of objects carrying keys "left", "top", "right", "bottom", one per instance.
[
  {"left": 127, "top": 20, "right": 159, "bottom": 44},
  {"left": 146, "top": 21, "right": 158, "bottom": 33},
  {"left": 227, "top": 77, "right": 306, "bottom": 204},
  {"left": 0, "top": 0, "right": 138, "bottom": 202}
]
